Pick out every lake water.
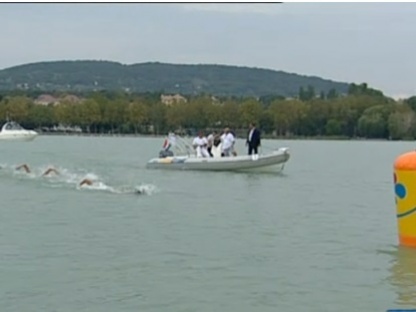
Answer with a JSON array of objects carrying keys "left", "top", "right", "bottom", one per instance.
[{"left": 0, "top": 135, "right": 415, "bottom": 312}]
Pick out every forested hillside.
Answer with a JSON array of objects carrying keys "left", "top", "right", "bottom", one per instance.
[{"left": 0, "top": 60, "right": 350, "bottom": 98}]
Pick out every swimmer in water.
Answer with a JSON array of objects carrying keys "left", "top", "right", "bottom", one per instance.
[
  {"left": 14, "top": 170, "right": 102, "bottom": 190},
  {"left": 79, "top": 178, "right": 94, "bottom": 187},
  {"left": 42, "top": 168, "right": 60, "bottom": 177},
  {"left": 79, "top": 178, "right": 144, "bottom": 194},
  {"left": 16, "top": 164, "right": 59, "bottom": 176},
  {"left": 15, "top": 164, "right": 31, "bottom": 173},
  {"left": 15, "top": 164, "right": 145, "bottom": 194}
]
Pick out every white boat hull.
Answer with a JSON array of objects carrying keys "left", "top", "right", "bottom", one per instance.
[
  {"left": 146, "top": 147, "right": 290, "bottom": 172},
  {"left": 0, "top": 131, "right": 38, "bottom": 142}
]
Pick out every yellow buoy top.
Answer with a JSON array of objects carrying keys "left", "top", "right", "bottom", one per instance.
[{"left": 394, "top": 151, "right": 416, "bottom": 170}]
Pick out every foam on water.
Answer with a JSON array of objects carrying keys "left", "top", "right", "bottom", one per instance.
[{"left": 114, "top": 183, "right": 159, "bottom": 195}]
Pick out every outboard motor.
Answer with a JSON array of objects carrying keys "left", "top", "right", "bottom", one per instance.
[{"left": 159, "top": 150, "right": 174, "bottom": 158}]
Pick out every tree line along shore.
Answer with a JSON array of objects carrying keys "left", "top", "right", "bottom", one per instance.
[{"left": 1, "top": 83, "right": 415, "bottom": 140}]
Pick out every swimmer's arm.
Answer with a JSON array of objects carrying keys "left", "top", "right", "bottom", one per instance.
[{"left": 16, "top": 164, "right": 30, "bottom": 173}]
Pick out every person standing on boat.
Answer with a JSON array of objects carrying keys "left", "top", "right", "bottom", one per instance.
[
  {"left": 160, "top": 132, "right": 176, "bottom": 158},
  {"left": 192, "top": 131, "right": 210, "bottom": 158},
  {"left": 230, "top": 129, "right": 237, "bottom": 156},
  {"left": 220, "top": 127, "right": 235, "bottom": 157},
  {"left": 206, "top": 131, "right": 217, "bottom": 157},
  {"left": 246, "top": 122, "right": 261, "bottom": 155},
  {"left": 162, "top": 132, "right": 176, "bottom": 152}
]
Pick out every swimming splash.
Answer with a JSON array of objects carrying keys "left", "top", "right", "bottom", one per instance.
[{"left": 0, "top": 163, "right": 157, "bottom": 195}]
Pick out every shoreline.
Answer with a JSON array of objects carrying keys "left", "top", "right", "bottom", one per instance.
[{"left": 35, "top": 132, "right": 399, "bottom": 142}]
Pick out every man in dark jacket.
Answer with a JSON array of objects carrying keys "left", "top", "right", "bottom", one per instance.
[{"left": 246, "top": 122, "right": 261, "bottom": 155}]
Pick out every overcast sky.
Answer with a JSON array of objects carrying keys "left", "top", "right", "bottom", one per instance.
[{"left": 0, "top": 2, "right": 415, "bottom": 98}]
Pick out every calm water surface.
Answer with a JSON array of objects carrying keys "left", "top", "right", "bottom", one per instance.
[{"left": 0, "top": 135, "right": 415, "bottom": 312}]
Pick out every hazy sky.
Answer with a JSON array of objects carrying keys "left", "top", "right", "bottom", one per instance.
[{"left": 1, "top": 2, "right": 415, "bottom": 98}]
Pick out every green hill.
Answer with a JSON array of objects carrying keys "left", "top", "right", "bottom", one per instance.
[{"left": 0, "top": 60, "right": 350, "bottom": 97}]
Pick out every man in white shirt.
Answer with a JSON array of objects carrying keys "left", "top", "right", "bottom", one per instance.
[
  {"left": 192, "top": 131, "right": 210, "bottom": 158},
  {"left": 220, "top": 127, "right": 235, "bottom": 157}
]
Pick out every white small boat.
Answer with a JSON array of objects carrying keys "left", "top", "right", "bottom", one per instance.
[
  {"left": 0, "top": 121, "right": 38, "bottom": 141},
  {"left": 146, "top": 135, "right": 290, "bottom": 173}
]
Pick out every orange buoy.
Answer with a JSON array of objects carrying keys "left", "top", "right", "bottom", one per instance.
[{"left": 394, "top": 151, "right": 416, "bottom": 247}]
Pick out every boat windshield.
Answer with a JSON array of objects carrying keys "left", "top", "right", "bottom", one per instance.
[{"left": 3, "top": 122, "right": 23, "bottom": 131}]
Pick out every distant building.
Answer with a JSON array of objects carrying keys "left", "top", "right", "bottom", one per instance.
[
  {"left": 34, "top": 94, "right": 84, "bottom": 106},
  {"left": 160, "top": 94, "right": 187, "bottom": 106},
  {"left": 34, "top": 94, "right": 59, "bottom": 106},
  {"left": 60, "top": 94, "right": 83, "bottom": 104}
]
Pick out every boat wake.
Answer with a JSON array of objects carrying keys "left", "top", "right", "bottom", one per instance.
[{"left": 0, "top": 163, "right": 158, "bottom": 196}]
